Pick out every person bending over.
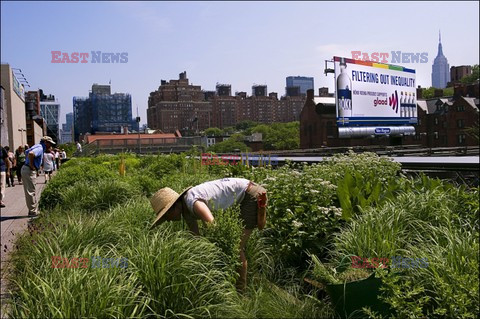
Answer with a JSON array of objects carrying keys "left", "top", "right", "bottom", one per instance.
[{"left": 150, "top": 177, "right": 267, "bottom": 291}]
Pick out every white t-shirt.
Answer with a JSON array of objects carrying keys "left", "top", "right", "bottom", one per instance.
[
  {"left": 183, "top": 178, "right": 250, "bottom": 214},
  {"left": 43, "top": 152, "right": 55, "bottom": 171}
]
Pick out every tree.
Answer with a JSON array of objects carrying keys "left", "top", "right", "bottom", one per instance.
[
  {"left": 204, "top": 127, "right": 223, "bottom": 136},
  {"left": 207, "top": 134, "right": 250, "bottom": 153},
  {"left": 421, "top": 87, "right": 454, "bottom": 99},
  {"left": 460, "top": 65, "right": 479, "bottom": 84},
  {"left": 235, "top": 120, "right": 258, "bottom": 131},
  {"left": 251, "top": 122, "right": 299, "bottom": 150}
]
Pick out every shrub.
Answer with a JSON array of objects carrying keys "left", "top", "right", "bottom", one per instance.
[
  {"left": 123, "top": 226, "right": 243, "bottom": 318},
  {"left": 59, "top": 179, "right": 140, "bottom": 213},
  {"left": 39, "top": 161, "right": 118, "bottom": 210}
]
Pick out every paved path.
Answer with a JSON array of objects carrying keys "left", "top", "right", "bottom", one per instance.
[{"left": 1, "top": 173, "right": 52, "bottom": 318}]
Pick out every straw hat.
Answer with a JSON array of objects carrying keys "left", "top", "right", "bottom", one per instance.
[{"left": 150, "top": 187, "right": 192, "bottom": 228}]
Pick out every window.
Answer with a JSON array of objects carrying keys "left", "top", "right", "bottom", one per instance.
[
  {"left": 456, "top": 105, "right": 465, "bottom": 112},
  {"left": 457, "top": 119, "right": 465, "bottom": 128},
  {"left": 434, "top": 117, "right": 439, "bottom": 125},
  {"left": 434, "top": 132, "right": 439, "bottom": 139},
  {"left": 458, "top": 134, "right": 466, "bottom": 144}
]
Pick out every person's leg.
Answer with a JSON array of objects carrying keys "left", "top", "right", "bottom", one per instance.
[
  {"left": 6, "top": 169, "right": 11, "bottom": 187},
  {"left": 9, "top": 168, "right": 14, "bottom": 186},
  {"left": 238, "top": 228, "right": 254, "bottom": 292},
  {"left": 21, "top": 166, "right": 37, "bottom": 215},
  {"left": 0, "top": 171, "right": 6, "bottom": 205},
  {"left": 16, "top": 165, "right": 22, "bottom": 183}
]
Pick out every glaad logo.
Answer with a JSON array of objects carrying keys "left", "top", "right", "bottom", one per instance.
[
  {"left": 51, "top": 51, "right": 128, "bottom": 63},
  {"left": 351, "top": 51, "right": 428, "bottom": 64},
  {"left": 388, "top": 90, "right": 399, "bottom": 113}
]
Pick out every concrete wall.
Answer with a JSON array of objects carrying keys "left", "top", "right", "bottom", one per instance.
[
  {"left": 0, "top": 86, "right": 8, "bottom": 146},
  {"left": 33, "top": 121, "right": 43, "bottom": 146},
  {"left": 0, "top": 64, "right": 27, "bottom": 149}
]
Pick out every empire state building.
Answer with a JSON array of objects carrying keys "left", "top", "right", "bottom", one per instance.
[{"left": 431, "top": 31, "right": 450, "bottom": 88}]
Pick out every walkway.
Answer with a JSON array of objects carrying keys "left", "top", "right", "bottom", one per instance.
[{"left": 0, "top": 174, "right": 51, "bottom": 318}]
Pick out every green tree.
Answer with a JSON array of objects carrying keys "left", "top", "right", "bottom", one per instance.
[
  {"left": 421, "top": 87, "right": 454, "bottom": 99},
  {"left": 235, "top": 120, "right": 258, "bottom": 131},
  {"left": 460, "top": 65, "right": 479, "bottom": 84},
  {"left": 204, "top": 127, "right": 223, "bottom": 136},
  {"left": 207, "top": 134, "right": 250, "bottom": 153},
  {"left": 251, "top": 122, "right": 299, "bottom": 150}
]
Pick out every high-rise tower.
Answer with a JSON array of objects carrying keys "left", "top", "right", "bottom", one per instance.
[{"left": 431, "top": 31, "right": 450, "bottom": 89}]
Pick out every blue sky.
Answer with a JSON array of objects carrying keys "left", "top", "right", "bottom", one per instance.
[{"left": 1, "top": 1, "right": 479, "bottom": 127}]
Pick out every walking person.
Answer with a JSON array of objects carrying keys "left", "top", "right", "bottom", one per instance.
[
  {"left": 1, "top": 145, "right": 11, "bottom": 208},
  {"left": 42, "top": 147, "right": 55, "bottom": 183},
  {"left": 15, "top": 145, "right": 26, "bottom": 184},
  {"left": 15, "top": 145, "right": 25, "bottom": 185},
  {"left": 76, "top": 141, "right": 82, "bottom": 154},
  {"left": 22, "top": 136, "right": 56, "bottom": 217},
  {"left": 5, "top": 146, "right": 15, "bottom": 187},
  {"left": 60, "top": 149, "right": 67, "bottom": 164},
  {"left": 150, "top": 177, "right": 268, "bottom": 291},
  {"left": 54, "top": 148, "right": 60, "bottom": 170}
]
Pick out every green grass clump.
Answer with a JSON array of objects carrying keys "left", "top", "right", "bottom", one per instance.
[
  {"left": 39, "top": 162, "right": 119, "bottom": 210},
  {"left": 60, "top": 179, "right": 140, "bottom": 213},
  {"left": 124, "top": 226, "right": 243, "bottom": 318}
]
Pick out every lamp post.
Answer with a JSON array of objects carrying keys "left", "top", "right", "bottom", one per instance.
[
  {"left": 18, "top": 128, "right": 26, "bottom": 146},
  {"left": 136, "top": 116, "right": 141, "bottom": 154}
]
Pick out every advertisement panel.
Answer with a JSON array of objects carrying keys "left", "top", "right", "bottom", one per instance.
[
  {"left": 334, "top": 56, "right": 417, "bottom": 127},
  {"left": 12, "top": 70, "right": 25, "bottom": 102}
]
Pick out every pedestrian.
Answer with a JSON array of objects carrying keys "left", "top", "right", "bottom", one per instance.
[
  {"left": 5, "top": 146, "right": 15, "bottom": 187},
  {"left": 42, "top": 146, "right": 55, "bottom": 183},
  {"left": 54, "top": 148, "right": 60, "bottom": 170},
  {"left": 76, "top": 141, "right": 82, "bottom": 153},
  {"left": 15, "top": 145, "right": 26, "bottom": 184},
  {"left": 61, "top": 149, "right": 67, "bottom": 163},
  {"left": 1, "top": 145, "right": 11, "bottom": 208},
  {"left": 22, "top": 136, "right": 56, "bottom": 217},
  {"left": 150, "top": 177, "right": 268, "bottom": 291}
]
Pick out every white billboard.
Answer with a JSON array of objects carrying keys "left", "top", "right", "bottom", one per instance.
[{"left": 334, "top": 56, "right": 417, "bottom": 127}]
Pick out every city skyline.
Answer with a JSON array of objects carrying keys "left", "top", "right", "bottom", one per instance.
[{"left": 1, "top": 1, "right": 479, "bottom": 127}]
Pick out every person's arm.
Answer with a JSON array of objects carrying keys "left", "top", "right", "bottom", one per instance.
[
  {"left": 193, "top": 200, "right": 214, "bottom": 223},
  {"left": 28, "top": 152, "right": 36, "bottom": 170},
  {"left": 184, "top": 216, "right": 200, "bottom": 235}
]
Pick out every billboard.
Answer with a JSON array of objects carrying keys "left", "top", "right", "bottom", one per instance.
[
  {"left": 334, "top": 56, "right": 417, "bottom": 127},
  {"left": 12, "top": 70, "right": 25, "bottom": 102}
]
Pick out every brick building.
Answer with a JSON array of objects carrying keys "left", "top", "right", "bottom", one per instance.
[
  {"left": 450, "top": 65, "right": 472, "bottom": 83},
  {"left": 300, "top": 87, "right": 479, "bottom": 149},
  {"left": 147, "top": 72, "right": 211, "bottom": 133},
  {"left": 148, "top": 73, "right": 306, "bottom": 132}
]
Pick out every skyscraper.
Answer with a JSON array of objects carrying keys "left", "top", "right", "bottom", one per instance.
[
  {"left": 431, "top": 31, "right": 450, "bottom": 89},
  {"left": 74, "top": 84, "right": 136, "bottom": 141},
  {"left": 61, "top": 112, "right": 73, "bottom": 143},
  {"left": 286, "top": 76, "right": 314, "bottom": 96},
  {"left": 40, "top": 90, "right": 60, "bottom": 142}
]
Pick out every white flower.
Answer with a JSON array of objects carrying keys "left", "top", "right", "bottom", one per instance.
[{"left": 292, "top": 220, "right": 303, "bottom": 228}]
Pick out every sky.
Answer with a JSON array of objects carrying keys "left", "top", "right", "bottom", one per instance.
[{"left": 1, "top": 1, "right": 479, "bottom": 127}]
